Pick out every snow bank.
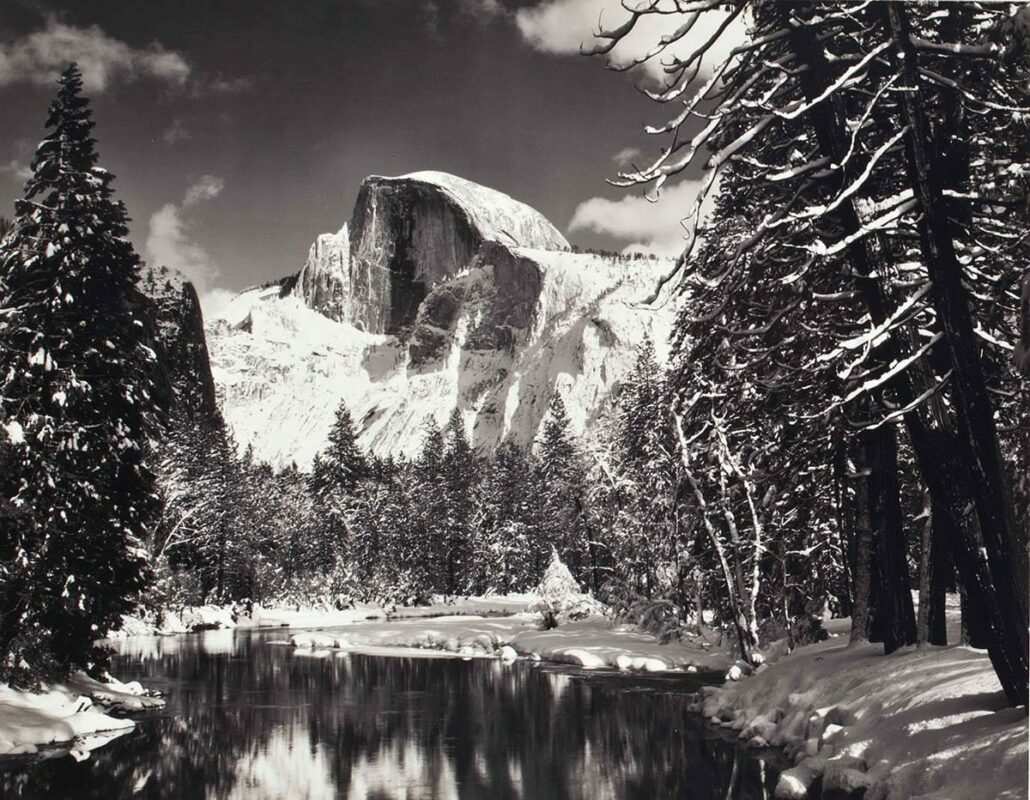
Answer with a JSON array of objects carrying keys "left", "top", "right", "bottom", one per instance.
[
  {"left": 0, "top": 671, "right": 164, "bottom": 759},
  {"left": 180, "top": 605, "right": 238, "bottom": 631},
  {"left": 698, "top": 637, "right": 1028, "bottom": 799},
  {"left": 286, "top": 612, "right": 729, "bottom": 673}
]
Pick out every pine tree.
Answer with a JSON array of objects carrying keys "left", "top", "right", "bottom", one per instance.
[
  {"left": 479, "top": 442, "right": 538, "bottom": 592},
  {"left": 308, "top": 400, "right": 369, "bottom": 575},
  {"left": 536, "top": 391, "right": 590, "bottom": 586},
  {"left": 310, "top": 401, "right": 368, "bottom": 502},
  {"left": 409, "top": 417, "right": 445, "bottom": 596},
  {"left": 441, "top": 408, "right": 476, "bottom": 595},
  {"left": 0, "top": 64, "right": 158, "bottom": 679}
]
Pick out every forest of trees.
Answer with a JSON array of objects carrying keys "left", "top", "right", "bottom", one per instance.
[
  {"left": 1, "top": 1, "right": 1027, "bottom": 713},
  {"left": 582, "top": 1, "right": 1029, "bottom": 705}
]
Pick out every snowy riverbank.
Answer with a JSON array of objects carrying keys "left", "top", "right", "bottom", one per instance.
[
  {"left": 287, "top": 612, "right": 732, "bottom": 673},
  {"left": 698, "top": 619, "right": 1028, "bottom": 799},
  {"left": 0, "top": 673, "right": 164, "bottom": 759}
]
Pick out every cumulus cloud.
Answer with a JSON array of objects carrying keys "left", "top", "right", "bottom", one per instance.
[
  {"left": 514, "top": 0, "right": 746, "bottom": 83},
  {"left": 146, "top": 176, "right": 229, "bottom": 317},
  {"left": 569, "top": 177, "right": 713, "bottom": 257},
  {"left": 0, "top": 18, "right": 190, "bottom": 92},
  {"left": 183, "top": 174, "right": 224, "bottom": 207}
]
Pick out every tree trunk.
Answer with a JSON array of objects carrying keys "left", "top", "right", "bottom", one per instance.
[
  {"left": 868, "top": 425, "right": 916, "bottom": 654},
  {"left": 887, "top": 2, "right": 1029, "bottom": 705},
  {"left": 849, "top": 444, "right": 874, "bottom": 646},
  {"left": 917, "top": 495, "right": 932, "bottom": 648},
  {"left": 928, "top": 497, "right": 951, "bottom": 646}
]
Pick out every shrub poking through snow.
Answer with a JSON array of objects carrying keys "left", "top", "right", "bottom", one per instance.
[{"left": 529, "top": 548, "right": 606, "bottom": 623}]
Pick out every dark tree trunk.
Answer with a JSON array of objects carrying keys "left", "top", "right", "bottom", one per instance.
[
  {"left": 927, "top": 497, "right": 952, "bottom": 646},
  {"left": 887, "top": 2, "right": 1029, "bottom": 705},
  {"left": 849, "top": 440, "right": 875, "bottom": 645},
  {"left": 868, "top": 426, "right": 916, "bottom": 654}
]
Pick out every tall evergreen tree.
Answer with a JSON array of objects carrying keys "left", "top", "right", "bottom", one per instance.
[
  {"left": 441, "top": 408, "right": 476, "bottom": 595},
  {"left": 537, "top": 391, "right": 591, "bottom": 586},
  {"left": 0, "top": 64, "right": 158, "bottom": 679},
  {"left": 309, "top": 401, "right": 368, "bottom": 502}
]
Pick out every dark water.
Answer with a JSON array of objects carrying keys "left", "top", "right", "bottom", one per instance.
[{"left": 0, "top": 628, "right": 780, "bottom": 799}]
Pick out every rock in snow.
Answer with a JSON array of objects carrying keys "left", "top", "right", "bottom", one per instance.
[{"left": 207, "top": 171, "right": 675, "bottom": 467}]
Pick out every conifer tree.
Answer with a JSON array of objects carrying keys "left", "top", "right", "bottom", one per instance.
[
  {"left": 0, "top": 64, "right": 157, "bottom": 679},
  {"left": 308, "top": 400, "right": 369, "bottom": 574},
  {"left": 409, "top": 417, "right": 446, "bottom": 599},
  {"left": 479, "top": 442, "right": 538, "bottom": 592},
  {"left": 441, "top": 408, "right": 476, "bottom": 595},
  {"left": 537, "top": 391, "right": 590, "bottom": 586},
  {"left": 310, "top": 401, "right": 368, "bottom": 502}
]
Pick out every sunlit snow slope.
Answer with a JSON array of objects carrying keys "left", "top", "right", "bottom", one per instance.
[{"left": 207, "top": 172, "right": 674, "bottom": 469}]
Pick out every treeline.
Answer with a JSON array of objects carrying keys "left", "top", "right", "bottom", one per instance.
[
  {"left": 153, "top": 392, "right": 597, "bottom": 608},
  {"left": 583, "top": 1, "right": 1029, "bottom": 705}
]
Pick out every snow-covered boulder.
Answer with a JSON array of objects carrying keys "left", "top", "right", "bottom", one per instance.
[{"left": 181, "top": 605, "right": 237, "bottom": 631}]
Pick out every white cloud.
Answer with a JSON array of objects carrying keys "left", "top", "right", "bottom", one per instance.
[
  {"left": 514, "top": 0, "right": 746, "bottom": 83},
  {"left": 146, "top": 176, "right": 227, "bottom": 316},
  {"left": 183, "top": 174, "right": 224, "bottom": 207},
  {"left": 0, "top": 18, "right": 190, "bottom": 92},
  {"left": 612, "top": 146, "right": 641, "bottom": 168},
  {"left": 568, "top": 178, "right": 712, "bottom": 257},
  {"left": 0, "top": 159, "right": 32, "bottom": 182}
]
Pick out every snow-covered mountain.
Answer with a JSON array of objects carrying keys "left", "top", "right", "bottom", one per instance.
[{"left": 206, "top": 171, "right": 675, "bottom": 469}]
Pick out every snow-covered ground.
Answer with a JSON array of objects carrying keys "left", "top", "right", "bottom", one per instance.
[
  {"left": 287, "top": 613, "right": 730, "bottom": 673},
  {"left": 0, "top": 673, "right": 164, "bottom": 759},
  {"left": 699, "top": 611, "right": 1028, "bottom": 799}
]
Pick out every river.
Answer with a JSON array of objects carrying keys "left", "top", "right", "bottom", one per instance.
[{"left": 0, "top": 627, "right": 781, "bottom": 799}]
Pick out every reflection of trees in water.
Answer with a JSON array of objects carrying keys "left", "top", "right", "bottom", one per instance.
[{"left": 0, "top": 634, "right": 778, "bottom": 799}]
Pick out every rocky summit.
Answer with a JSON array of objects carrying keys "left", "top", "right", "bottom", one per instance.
[{"left": 206, "top": 171, "right": 675, "bottom": 469}]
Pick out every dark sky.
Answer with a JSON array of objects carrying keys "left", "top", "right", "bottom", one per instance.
[{"left": 0, "top": 0, "right": 707, "bottom": 310}]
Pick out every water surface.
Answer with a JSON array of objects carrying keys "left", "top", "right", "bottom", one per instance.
[{"left": 0, "top": 627, "right": 780, "bottom": 799}]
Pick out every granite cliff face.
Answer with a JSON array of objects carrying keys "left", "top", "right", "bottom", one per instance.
[
  {"left": 206, "top": 171, "right": 673, "bottom": 468},
  {"left": 292, "top": 224, "right": 349, "bottom": 322},
  {"left": 349, "top": 172, "right": 568, "bottom": 335}
]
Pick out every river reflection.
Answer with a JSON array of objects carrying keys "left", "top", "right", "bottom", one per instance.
[{"left": 0, "top": 628, "right": 779, "bottom": 799}]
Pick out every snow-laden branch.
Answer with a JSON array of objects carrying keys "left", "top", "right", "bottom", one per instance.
[
  {"left": 803, "top": 196, "right": 918, "bottom": 257},
  {"left": 765, "top": 125, "right": 909, "bottom": 229}
]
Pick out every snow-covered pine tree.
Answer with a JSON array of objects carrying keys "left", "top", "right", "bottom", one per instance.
[
  {"left": 0, "top": 64, "right": 158, "bottom": 680},
  {"left": 536, "top": 391, "right": 591, "bottom": 587},
  {"left": 478, "top": 442, "right": 538, "bottom": 593},
  {"left": 408, "top": 417, "right": 446, "bottom": 599},
  {"left": 309, "top": 400, "right": 369, "bottom": 502},
  {"left": 308, "top": 400, "right": 369, "bottom": 575},
  {"left": 441, "top": 408, "right": 477, "bottom": 595}
]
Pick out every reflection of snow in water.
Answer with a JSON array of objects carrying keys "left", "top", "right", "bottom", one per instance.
[
  {"left": 346, "top": 740, "right": 458, "bottom": 800},
  {"left": 220, "top": 723, "right": 335, "bottom": 800},
  {"left": 546, "top": 670, "right": 572, "bottom": 698}
]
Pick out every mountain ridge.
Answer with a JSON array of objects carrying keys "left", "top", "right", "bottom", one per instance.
[{"left": 205, "top": 171, "right": 675, "bottom": 469}]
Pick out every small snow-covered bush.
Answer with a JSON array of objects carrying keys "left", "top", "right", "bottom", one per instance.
[{"left": 529, "top": 548, "right": 606, "bottom": 623}]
